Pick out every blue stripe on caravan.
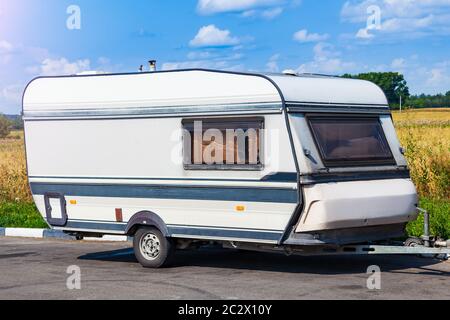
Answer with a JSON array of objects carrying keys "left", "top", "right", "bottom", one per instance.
[
  {"left": 59, "top": 220, "right": 282, "bottom": 242},
  {"left": 262, "top": 172, "right": 297, "bottom": 183},
  {"left": 30, "top": 183, "right": 298, "bottom": 204}
]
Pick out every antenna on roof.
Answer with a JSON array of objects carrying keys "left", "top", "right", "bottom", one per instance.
[
  {"left": 149, "top": 60, "right": 157, "bottom": 72},
  {"left": 139, "top": 65, "right": 144, "bottom": 72}
]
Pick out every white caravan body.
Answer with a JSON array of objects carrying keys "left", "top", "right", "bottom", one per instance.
[{"left": 23, "top": 69, "right": 418, "bottom": 247}]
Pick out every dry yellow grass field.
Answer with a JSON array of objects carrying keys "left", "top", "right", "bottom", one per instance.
[
  {"left": 0, "top": 109, "right": 449, "bottom": 202},
  {"left": 393, "top": 108, "right": 450, "bottom": 200},
  {"left": 0, "top": 131, "right": 31, "bottom": 203},
  {"left": 393, "top": 108, "right": 450, "bottom": 125}
]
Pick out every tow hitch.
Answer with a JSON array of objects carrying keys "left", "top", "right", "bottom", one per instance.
[
  {"left": 226, "top": 207, "right": 450, "bottom": 260},
  {"left": 291, "top": 207, "right": 450, "bottom": 259},
  {"left": 404, "top": 207, "right": 449, "bottom": 249},
  {"left": 327, "top": 207, "right": 450, "bottom": 260}
]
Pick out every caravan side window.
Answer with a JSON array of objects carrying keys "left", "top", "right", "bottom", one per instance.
[
  {"left": 308, "top": 116, "right": 395, "bottom": 167},
  {"left": 182, "top": 118, "right": 264, "bottom": 170}
]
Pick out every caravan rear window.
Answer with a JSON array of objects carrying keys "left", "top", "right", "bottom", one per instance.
[
  {"left": 182, "top": 118, "right": 264, "bottom": 170},
  {"left": 308, "top": 117, "right": 394, "bottom": 167}
]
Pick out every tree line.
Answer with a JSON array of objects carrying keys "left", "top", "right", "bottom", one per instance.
[
  {"left": 406, "top": 92, "right": 450, "bottom": 109},
  {"left": 342, "top": 72, "right": 449, "bottom": 109},
  {"left": 0, "top": 114, "right": 23, "bottom": 138}
]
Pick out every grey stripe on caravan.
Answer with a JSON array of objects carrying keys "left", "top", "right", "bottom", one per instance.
[
  {"left": 61, "top": 220, "right": 282, "bottom": 242},
  {"left": 30, "top": 183, "right": 299, "bottom": 204},
  {"left": 65, "top": 220, "right": 127, "bottom": 232},
  {"left": 169, "top": 226, "right": 281, "bottom": 242},
  {"left": 22, "top": 102, "right": 283, "bottom": 120}
]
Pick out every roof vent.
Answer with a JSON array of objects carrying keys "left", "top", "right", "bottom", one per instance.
[
  {"left": 149, "top": 60, "right": 157, "bottom": 72},
  {"left": 282, "top": 69, "right": 298, "bottom": 76}
]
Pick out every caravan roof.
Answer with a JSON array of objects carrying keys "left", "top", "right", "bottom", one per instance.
[{"left": 22, "top": 69, "right": 389, "bottom": 119}]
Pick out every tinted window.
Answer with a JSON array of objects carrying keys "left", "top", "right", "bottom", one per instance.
[
  {"left": 182, "top": 118, "right": 264, "bottom": 170},
  {"left": 308, "top": 117, "right": 394, "bottom": 167}
]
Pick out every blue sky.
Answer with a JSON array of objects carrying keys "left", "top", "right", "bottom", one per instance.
[{"left": 1, "top": 0, "right": 450, "bottom": 114}]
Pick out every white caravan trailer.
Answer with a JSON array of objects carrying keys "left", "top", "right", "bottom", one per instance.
[{"left": 22, "top": 69, "right": 448, "bottom": 268}]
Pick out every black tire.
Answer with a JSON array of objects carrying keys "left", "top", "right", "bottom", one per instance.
[{"left": 133, "top": 227, "right": 174, "bottom": 268}]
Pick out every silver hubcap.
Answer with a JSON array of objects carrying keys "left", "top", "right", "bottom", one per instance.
[{"left": 140, "top": 233, "right": 161, "bottom": 260}]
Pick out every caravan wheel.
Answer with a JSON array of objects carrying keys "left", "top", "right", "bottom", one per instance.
[{"left": 133, "top": 227, "right": 174, "bottom": 268}]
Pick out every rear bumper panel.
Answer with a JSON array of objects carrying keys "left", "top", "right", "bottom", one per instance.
[{"left": 296, "top": 178, "right": 418, "bottom": 233}]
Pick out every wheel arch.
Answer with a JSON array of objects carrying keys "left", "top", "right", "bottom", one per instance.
[{"left": 125, "top": 211, "right": 169, "bottom": 237}]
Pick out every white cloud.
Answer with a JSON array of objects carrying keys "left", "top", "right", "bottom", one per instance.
[
  {"left": 0, "top": 40, "right": 13, "bottom": 53},
  {"left": 293, "top": 29, "right": 330, "bottom": 43},
  {"left": 241, "top": 10, "right": 258, "bottom": 17},
  {"left": 266, "top": 54, "right": 281, "bottom": 72},
  {"left": 381, "top": 14, "right": 435, "bottom": 34},
  {"left": 162, "top": 50, "right": 244, "bottom": 71},
  {"left": 97, "top": 57, "right": 110, "bottom": 65},
  {"left": 313, "top": 42, "right": 339, "bottom": 60},
  {"left": 0, "top": 41, "right": 112, "bottom": 114},
  {"left": 261, "top": 7, "right": 284, "bottom": 19},
  {"left": 428, "top": 68, "right": 446, "bottom": 84},
  {"left": 32, "top": 58, "right": 91, "bottom": 76},
  {"left": 422, "top": 61, "right": 450, "bottom": 92},
  {"left": 369, "top": 56, "right": 450, "bottom": 94},
  {"left": 161, "top": 59, "right": 243, "bottom": 71},
  {"left": 0, "top": 40, "right": 14, "bottom": 64},
  {"left": 356, "top": 27, "right": 374, "bottom": 38},
  {"left": 342, "top": 0, "right": 450, "bottom": 39},
  {"left": 295, "top": 42, "right": 356, "bottom": 74},
  {"left": 1, "top": 84, "right": 23, "bottom": 104},
  {"left": 241, "top": 6, "right": 283, "bottom": 19},
  {"left": 187, "top": 51, "right": 214, "bottom": 60},
  {"left": 197, "top": 0, "right": 299, "bottom": 19},
  {"left": 342, "top": 0, "right": 450, "bottom": 22},
  {"left": 189, "top": 25, "right": 240, "bottom": 47},
  {"left": 197, "top": 0, "right": 283, "bottom": 15},
  {"left": 391, "top": 58, "right": 406, "bottom": 70}
]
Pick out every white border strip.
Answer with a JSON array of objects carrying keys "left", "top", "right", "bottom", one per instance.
[
  {"left": 0, "top": 228, "right": 128, "bottom": 242},
  {"left": 5, "top": 228, "right": 44, "bottom": 238}
]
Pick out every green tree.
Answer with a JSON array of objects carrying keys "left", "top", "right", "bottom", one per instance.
[
  {"left": 8, "top": 115, "right": 23, "bottom": 130},
  {"left": 342, "top": 72, "right": 410, "bottom": 108},
  {"left": 406, "top": 92, "right": 450, "bottom": 109},
  {"left": 0, "top": 115, "right": 12, "bottom": 138}
]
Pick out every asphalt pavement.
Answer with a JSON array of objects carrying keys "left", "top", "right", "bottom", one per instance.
[{"left": 0, "top": 237, "right": 448, "bottom": 300}]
